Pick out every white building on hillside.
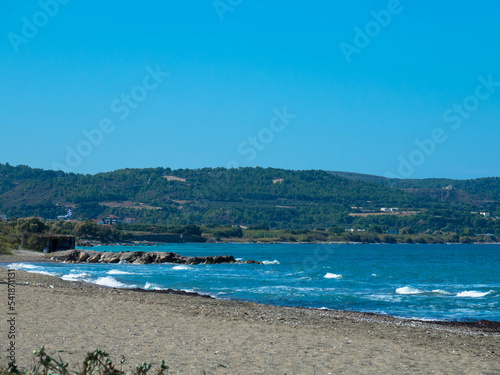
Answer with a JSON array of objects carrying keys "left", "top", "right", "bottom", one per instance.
[{"left": 381, "top": 207, "right": 399, "bottom": 212}]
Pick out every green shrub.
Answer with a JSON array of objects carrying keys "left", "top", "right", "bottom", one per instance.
[
  {"left": 25, "top": 235, "right": 45, "bottom": 251},
  {"left": 404, "top": 237, "right": 414, "bottom": 244},
  {"left": 413, "top": 236, "right": 427, "bottom": 244},
  {"left": 379, "top": 234, "right": 397, "bottom": 243},
  {"left": 213, "top": 227, "right": 243, "bottom": 238},
  {"left": 0, "top": 243, "right": 13, "bottom": 255},
  {"left": 5, "top": 346, "right": 169, "bottom": 375},
  {"left": 459, "top": 236, "right": 473, "bottom": 244}
]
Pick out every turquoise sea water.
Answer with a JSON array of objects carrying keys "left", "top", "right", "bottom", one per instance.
[{"left": 4, "top": 243, "right": 500, "bottom": 322}]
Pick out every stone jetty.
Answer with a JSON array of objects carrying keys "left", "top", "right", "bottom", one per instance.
[{"left": 50, "top": 249, "right": 262, "bottom": 265}]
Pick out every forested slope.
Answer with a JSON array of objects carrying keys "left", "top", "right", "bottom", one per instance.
[{"left": 0, "top": 164, "right": 499, "bottom": 234}]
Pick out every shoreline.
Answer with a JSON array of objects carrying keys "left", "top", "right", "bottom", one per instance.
[
  {"left": 0, "top": 252, "right": 499, "bottom": 373},
  {"left": 1, "top": 250, "right": 499, "bottom": 333},
  {"left": 1, "top": 269, "right": 499, "bottom": 373},
  {"left": 92, "top": 240, "right": 500, "bottom": 245}
]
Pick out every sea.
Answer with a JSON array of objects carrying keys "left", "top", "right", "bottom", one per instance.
[{"left": 4, "top": 243, "right": 500, "bottom": 322}]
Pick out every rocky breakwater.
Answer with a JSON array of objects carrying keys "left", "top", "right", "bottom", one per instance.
[{"left": 50, "top": 249, "right": 263, "bottom": 265}]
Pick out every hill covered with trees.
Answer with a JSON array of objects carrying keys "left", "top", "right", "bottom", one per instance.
[
  {"left": 0, "top": 163, "right": 499, "bottom": 237},
  {"left": 328, "top": 171, "right": 500, "bottom": 206}
]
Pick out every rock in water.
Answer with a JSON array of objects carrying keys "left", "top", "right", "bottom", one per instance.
[{"left": 51, "top": 249, "right": 262, "bottom": 265}]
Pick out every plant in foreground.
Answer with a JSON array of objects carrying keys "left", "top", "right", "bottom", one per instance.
[{"left": 5, "top": 346, "right": 168, "bottom": 375}]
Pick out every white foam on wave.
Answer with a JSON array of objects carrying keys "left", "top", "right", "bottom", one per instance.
[
  {"left": 262, "top": 260, "right": 280, "bottom": 265},
  {"left": 396, "top": 286, "right": 423, "bottom": 295},
  {"left": 62, "top": 272, "right": 91, "bottom": 281},
  {"left": 431, "top": 289, "right": 453, "bottom": 295},
  {"left": 108, "top": 269, "right": 132, "bottom": 275},
  {"left": 5, "top": 263, "right": 60, "bottom": 276},
  {"left": 94, "top": 276, "right": 127, "bottom": 288},
  {"left": 143, "top": 282, "right": 167, "bottom": 291},
  {"left": 324, "top": 273, "right": 342, "bottom": 279},
  {"left": 172, "top": 265, "right": 192, "bottom": 270},
  {"left": 7, "top": 263, "right": 60, "bottom": 277},
  {"left": 456, "top": 290, "right": 493, "bottom": 298},
  {"left": 6, "top": 263, "right": 40, "bottom": 270}
]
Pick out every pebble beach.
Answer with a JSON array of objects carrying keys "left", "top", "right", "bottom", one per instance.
[{"left": 1, "top": 250, "right": 499, "bottom": 374}]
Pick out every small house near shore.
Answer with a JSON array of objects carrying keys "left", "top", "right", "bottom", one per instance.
[
  {"left": 42, "top": 235, "right": 76, "bottom": 253},
  {"left": 103, "top": 215, "right": 120, "bottom": 225},
  {"left": 381, "top": 207, "right": 399, "bottom": 212}
]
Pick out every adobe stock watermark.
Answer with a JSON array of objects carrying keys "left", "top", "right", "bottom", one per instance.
[
  {"left": 52, "top": 65, "right": 169, "bottom": 172},
  {"left": 235, "top": 107, "right": 296, "bottom": 163},
  {"left": 385, "top": 74, "right": 499, "bottom": 179},
  {"left": 7, "top": 0, "right": 70, "bottom": 53},
  {"left": 190, "top": 106, "right": 296, "bottom": 211},
  {"left": 340, "top": 0, "right": 413, "bottom": 64},
  {"left": 6, "top": 269, "right": 17, "bottom": 368},
  {"left": 213, "top": 0, "right": 243, "bottom": 21}
]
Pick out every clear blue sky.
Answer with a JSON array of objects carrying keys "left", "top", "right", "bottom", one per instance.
[{"left": 1, "top": 1, "right": 499, "bottom": 179}]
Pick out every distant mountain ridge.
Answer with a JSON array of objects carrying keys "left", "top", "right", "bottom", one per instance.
[{"left": 326, "top": 171, "right": 500, "bottom": 204}]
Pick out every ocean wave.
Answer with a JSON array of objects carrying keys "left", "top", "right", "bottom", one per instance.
[
  {"left": 6, "top": 263, "right": 40, "bottom": 270},
  {"left": 431, "top": 289, "right": 453, "bottom": 295},
  {"left": 62, "top": 272, "right": 91, "bottom": 281},
  {"left": 262, "top": 260, "right": 280, "bottom": 265},
  {"left": 143, "top": 282, "right": 168, "bottom": 291},
  {"left": 324, "top": 273, "right": 342, "bottom": 279},
  {"left": 456, "top": 290, "right": 494, "bottom": 298},
  {"left": 395, "top": 286, "right": 423, "bottom": 295},
  {"left": 108, "top": 269, "right": 132, "bottom": 275},
  {"left": 172, "top": 265, "right": 193, "bottom": 270},
  {"left": 94, "top": 276, "right": 127, "bottom": 288},
  {"left": 5, "top": 263, "right": 61, "bottom": 276}
]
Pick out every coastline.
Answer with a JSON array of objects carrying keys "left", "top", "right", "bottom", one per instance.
[
  {"left": 1, "top": 249, "right": 499, "bottom": 331},
  {"left": 92, "top": 239, "right": 500, "bottom": 245},
  {"left": 1, "top": 251, "right": 499, "bottom": 373}
]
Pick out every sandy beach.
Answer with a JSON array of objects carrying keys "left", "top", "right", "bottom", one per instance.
[{"left": 0, "top": 250, "right": 499, "bottom": 374}]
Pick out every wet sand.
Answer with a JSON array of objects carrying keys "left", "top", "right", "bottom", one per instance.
[{"left": 0, "top": 250, "right": 498, "bottom": 374}]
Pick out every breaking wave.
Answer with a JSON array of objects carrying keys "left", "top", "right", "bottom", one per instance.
[
  {"left": 6, "top": 263, "right": 40, "bottom": 270},
  {"left": 172, "top": 265, "right": 193, "bottom": 270},
  {"left": 396, "top": 286, "right": 423, "bottom": 295},
  {"left": 456, "top": 290, "right": 494, "bottom": 298},
  {"left": 108, "top": 269, "right": 132, "bottom": 275},
  {"left": 262, "top": 260, "right": 280, "bottom": 265},
  {"left": 94, "top": 276, "right": 128, "bottom": 288},
  {"left": 324, "top": 273, "right": 343, "bottom": 279},
  {"left": 62, "top": 272, "right": 91, "bottom": 281}
]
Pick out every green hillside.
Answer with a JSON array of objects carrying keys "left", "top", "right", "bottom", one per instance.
[
  {"left": 328, "top": 171, "right": 500, "bottom": 206},
  {"left": 0, "top": 163, "right": 499, "bottom": 235}
]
